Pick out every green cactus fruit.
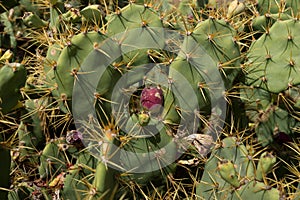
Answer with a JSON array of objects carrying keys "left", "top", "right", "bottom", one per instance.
[
  {"left": 61, "top": 8, "right": 81, "bottom": 23},
  {"left": 22, "top": 12, "right": 48, "bottom": 28},
  {"left": 0, "top": 63, "right": 26, "bottom": 114},
  {"left": 245, "top": 19, "right": 300, "bottom": 93},
  {"left": 138, "top": 112, "right": 151, "bottom": 126},
  {"left": 0, "top": 50, "right": 13, "bottom": 62},
  {"left": 256, "top": 152, "right": 276, "bottom": 181},
  {"left": 217, "top": 159, "right": 240, "bottom": 187},
  {"left": 92, "top": 161, "right": 118, "bottom": 200}
]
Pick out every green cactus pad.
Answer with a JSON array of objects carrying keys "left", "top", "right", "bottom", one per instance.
[
  {"left": 217, "top": 159, "right": 240, "bottom": 187},
  {"left": 118, "top": 116, "right": 177, "bottom": 185},
  {"left": 185, "top": 18, "right": 241, "bottom": 89},
  {"left": 232, "top": 180, "right": 280, "bottom": 200},
  {"left": 38, "top": 139, "right": 69, "bottom": 179},
  {"left": 0, "top": 63, "right": 26, "bottom": 114},
  {"left": 55, "top": 31, "right": 107, "bottom": 102},
  {"left": 257, "top": 0, "right": 300, "bottom": 16},
  {"left": 245, "top": 19, "right": 300, "bottom": 93},
  {"left": 162, "top": 57, "right": 211, "bottom": 128},
  {"left": 106, "top": 3, "right": 165, "bottom": 66},
  {"left": 22, "top": 12, "right": 48, "bottom": 28},
  {"left": 62, "top": 151, "right": 98, "bottom": 199},
  {"left": 43, "top": 43, "right": 62, "bottom": 96},
  {"left": 251, "top": 13, "right": 292, "bottom": 33}
]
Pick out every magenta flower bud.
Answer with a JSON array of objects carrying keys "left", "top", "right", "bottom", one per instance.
[{"left": 140, "top": 86, "right": 164, "bottom": 113}]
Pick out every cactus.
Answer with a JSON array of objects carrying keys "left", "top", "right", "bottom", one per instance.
[
  {"left": 105, "top": 3, "right": 165, "bottom": 66},
  {"left": 38, "top": 138, "right": 69, "bottom": 179},
  {"left": 257, "top": 0, "right": 300, "bottom": 16},
  {"left": 62, "top": 149, "right": 98, "bottom": 199},
  {"left": 2, "top": 0, "right": 300, "bottom": 199},
  {"left": 243, "top": 18, "right": 300, "bottom": 146},
  {"left": 55, "top": 31, "right": 107, "bottom": 110},
  {"left": 0, "top": 63, "right": 26, "bottom": 114},
  {"left": 196, "top": 137, "right": 281, "bottom": 199},
  {"left": 17, "top": 99, "right": 47, "bottom": 164},
  {"left": 245, "top": 19, "right": 300, "bottom": 93}
]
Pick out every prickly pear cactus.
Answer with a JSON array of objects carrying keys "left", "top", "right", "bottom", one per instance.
[
  {"left": 0, "top": 63, "right": 26, "bottom": 114},
  {"left": 55, "top": 31, "right": 107, "bottom": 108},
  {"left": 196, "top": 137, "right": 281, "bottom": 199},
  {"left": 245, "top": 19, "right": 300, "bottom": 93},
  {"left": 243, "top": 18, "right": 300, "bottom": 146},
  {"left": 2, "top": 0, "right": 300, "bottom": 199}
]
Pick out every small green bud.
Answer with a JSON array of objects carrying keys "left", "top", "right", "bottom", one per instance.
[
  {"left": 218, "top": 160, "right": 240, "bottom": 187},
  {"left": 256, "top": 152, "right": 276, "bottom": 181}
]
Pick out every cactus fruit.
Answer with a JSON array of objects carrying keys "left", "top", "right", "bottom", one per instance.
[
  {"left": 92, "top": 161, "right": 118, "bottom": 199},
  {"left": 140, "top": 86, "right": 164, "bottom": 113}
]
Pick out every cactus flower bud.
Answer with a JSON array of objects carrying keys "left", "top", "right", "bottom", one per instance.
[
  {"left": 66, "top": 130, "right": 83, "bottom": 144},
  {"left": 140, "top": 86, "right": 164, "bottom": 113},
  {"left": 138, "top": 112, "right": 150, "bottom": 126}
]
